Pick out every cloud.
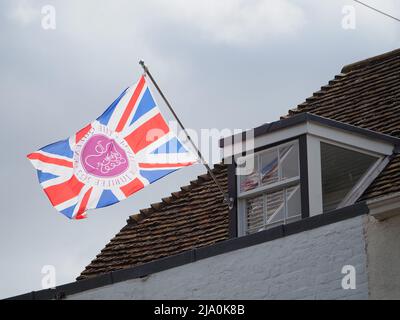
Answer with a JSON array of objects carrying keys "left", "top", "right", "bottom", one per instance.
[
  {"left": 157, "top": 0, "right": 306, "bottom": 46},
  {"left": 299, "top": 0, "right": 400, "bottom": 42},
  {"left": 8, "top": 0, "right": 40, "bottom": 26},
  {"left": 57, "top": 0, "right": 306, "bottom": 47}
]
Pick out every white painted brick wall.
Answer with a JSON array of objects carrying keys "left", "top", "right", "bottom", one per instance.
[{"left": 69, "top": 215, "right": 368, "bottom": 300}]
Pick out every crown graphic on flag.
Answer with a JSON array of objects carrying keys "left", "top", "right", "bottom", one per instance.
[{"left": 28, "top": 75, "right": 198, "bottom": 219}]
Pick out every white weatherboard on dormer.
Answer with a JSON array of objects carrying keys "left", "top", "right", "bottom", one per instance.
[{"left": 222, "top": 120, "right": 394, "bottom": 159}]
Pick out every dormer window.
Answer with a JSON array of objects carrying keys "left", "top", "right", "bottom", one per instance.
[
  {"left": 221, "top": 113, "right": 400, "bottom": 237},
  {"left": 238, "top": 141, "right": 301, "bottom": 234}
]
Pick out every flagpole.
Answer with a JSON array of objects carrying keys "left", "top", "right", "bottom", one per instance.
[{"left": 139, "top": 60, "right": 232, "bottom": 208}]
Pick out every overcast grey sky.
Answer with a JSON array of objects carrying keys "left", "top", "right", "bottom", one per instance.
[{"left": 1, "top": 0, "right": 399, "bottom": 298}]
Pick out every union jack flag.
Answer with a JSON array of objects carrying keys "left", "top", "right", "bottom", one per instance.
[{"left": 28, "top": 75, "right": 198, "bottom": 219}]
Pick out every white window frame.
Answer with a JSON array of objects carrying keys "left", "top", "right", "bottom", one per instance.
[
  {"left": 304, "top": 134, "right": 388, "bottom": 216},
  {"left": 237, "top": 140, "right": 301, "bottom": 235}
]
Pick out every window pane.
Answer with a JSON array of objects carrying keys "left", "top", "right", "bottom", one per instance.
[
  {"left": 286, "top": 185, "right": 301, "bottom": 221},
  {"left": 245, "top": 183, "right": 302, "bottom": 234},
  {"left": 266, "top": 190, "right": 285, "bottom": 225},
  {"left": 280, "top": 143, "right": 299, "bottom": 180},
  {"left": 260, "top": 149, "right": 279, "bottom": 185},
  {"left": 239, "top": 156, "right": 259, "bottom": 193},
  {"left": 238, "top": 141, "right": 300, "bottom": 195},
  {"left": 321, "top": 142, "right": 378, "bottom": 212},
  {"left": 246, "top": 195, "right": 264, "bottom": 234}
]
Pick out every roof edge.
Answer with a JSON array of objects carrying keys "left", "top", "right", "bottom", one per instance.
[
  {"left": 6, "top": 202, "right": 368, "bottom": 300},
  {"left": 341, "top": 48, "right": 400, "bottom": 74},
  {"left": 367, "top": 191, "right": 400, "bottom": 221},
  {"left": 219, "top": 112, "right": 400, "bottom": 148}
]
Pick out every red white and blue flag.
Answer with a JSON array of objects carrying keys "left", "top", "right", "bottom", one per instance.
[{"left": 28, "top": 75, "right": 197, "bottom": 219}]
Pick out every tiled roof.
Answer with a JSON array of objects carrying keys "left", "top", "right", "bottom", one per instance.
[
  {"left": 78, "top": 164, "right": 229, "bottom": 279},
  {"left": 284, "top": 48, "right": 400, "bottom": 200},
  {"left": 79, "top": 48, "right": 400, "bottom": 280}
]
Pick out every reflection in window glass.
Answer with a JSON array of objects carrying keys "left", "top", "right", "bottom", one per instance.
[
  {"left": 245, "top": 185, "right": 301, "bottom": 234},
  {"left": 240, "top": 140, "right": 302, "bottom": 235},
  {"left": 246, "top": 195, "right": 264, "bottom": 234},
  {"left": 266, "top": 190, "right": 284, "bottom": 225},
  {"left": 260, "top": 149, "right": 279, "bottom": 185},
  {"left": 286, "top": 185, "right": 301, "bottom": 220},
  {"left": 321, "top": 142, "right": 378, "bottom": 212},
  {"left": 239, "top": 156, "right": 259, "bottom": 193},
  {"left": 239, "top": 141, "right": 299, "bottom": 194},
  {"left": 281, "top": 143, "right": 299, "bottom": 180}
]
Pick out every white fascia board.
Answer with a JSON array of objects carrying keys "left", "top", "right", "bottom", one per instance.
[
  {"left": 307, "top": 122, "right": 394, "bottom": 156},
  {"left": 222, "top": 120, "right": 394, "bottom": 159},
  {"left": 367, "top": 192, "right": 400, "bottom": 221},
  {"left": 222, "top": 123, "right": 307, "bottom": 158}
]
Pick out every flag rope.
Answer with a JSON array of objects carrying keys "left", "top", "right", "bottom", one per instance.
[{"left": 139, "top": 60, "right": 233, "bottom": 209}]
